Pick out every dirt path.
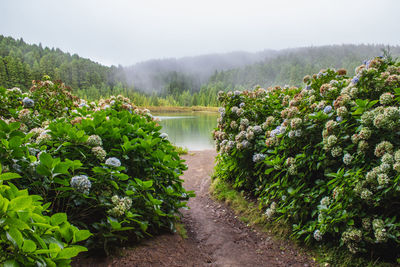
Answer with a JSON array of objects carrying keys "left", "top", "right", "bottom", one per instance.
[{"left": 75, "top": 150, "right": 315, "bottom": 267}]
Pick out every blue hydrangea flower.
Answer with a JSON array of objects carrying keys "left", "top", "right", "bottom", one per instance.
[
  {"left": 22, "top": 97, "right": 34, "bottom": 108},
  {"left": 336, "top": 116, "right": 343, "bottom": 122},
  {"left": 270, "top": 129, "right": 278, "bottom": 137},
  {"left": 351, "top": 76, "right": 360, "bottom": 84},
  {"left": 324, "top": 105, "right": 333, "bottom": 113}
]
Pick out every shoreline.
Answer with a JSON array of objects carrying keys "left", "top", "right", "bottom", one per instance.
[{"left": 141, "top": 106, "right": 219, "bottom": 113}]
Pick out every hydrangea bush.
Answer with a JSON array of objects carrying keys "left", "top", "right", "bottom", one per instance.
[
  {"left": 213, "top": 56, "right": 400, "bottom": 260},
  {"left": 0, "top": 79, "right": 193, "bottom": 254},
  {"left": 0, "top": 167, "right": 90, "bottom": 266}
]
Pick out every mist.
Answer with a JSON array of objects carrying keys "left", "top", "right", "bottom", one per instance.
[
  {"left": 123, "top": 50, "right": 277, "bottom": 92},
  {"left": 121, "top": 44, "right": 400, "bottom": 93}
]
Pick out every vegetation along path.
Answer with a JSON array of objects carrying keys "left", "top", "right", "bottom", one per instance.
[{"left": 79, "top": 150, "right": 315, "bottom": 266}]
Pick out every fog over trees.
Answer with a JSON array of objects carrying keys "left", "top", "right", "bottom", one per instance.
[
  {"left": 124, "top": 44, "right": 400, "bottom": 93},
  {"left": 123, "top": 50, "right": 277, "bottom": 92},
  {"left": 1, "top": 34, "right": 399, "bottom": 106}
]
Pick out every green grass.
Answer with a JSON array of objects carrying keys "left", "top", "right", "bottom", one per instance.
[
  {"left": 175, "top": 222, "right": 188, "bottom": 239},
  {"left": 174, "top": 146, "right": 188, "bottom": 155},
  {"left": 209, "top": 176, "right": 397, "bottom": 267},
  {"left": 209, "top": 176, "right": 290, "bottom": 237}
]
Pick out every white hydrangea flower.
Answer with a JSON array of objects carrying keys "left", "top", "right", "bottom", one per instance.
[
  {"left": 92, "top": 146, "right": 106, "bottom": 161},
  {"left": 252, "top": 153, "right": 266, "bottom": 163},
  {"left": 320, "top": 196, "right": 330, "bottom": 207},
  {"left": 70, "top": 175, "right": 91, "bottom": 195},
  {"left": 105, "top": 157, "right": 121, "bottom": 167},
  {"left": 87, "top": 135, "right": 103, "bottom": 146},
  {"left": 313, "top": 229, "right": 322, "bottom": 241},
  {"left": 343, "top": 153, "right": 353, "bottom": 165}
]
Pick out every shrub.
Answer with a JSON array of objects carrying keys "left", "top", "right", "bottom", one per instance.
[
  {"left": 213, "top": 55, "right": 400, "bottom": 260},
  {"left": 0, "top": 80, "right": 193, "bottom": 253}
]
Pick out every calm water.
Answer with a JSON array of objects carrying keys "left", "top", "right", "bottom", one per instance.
[{"left": 153, "top": 112, "right": 218, "bottom": 150}]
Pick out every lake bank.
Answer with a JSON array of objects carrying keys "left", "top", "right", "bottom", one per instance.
[{"left": 142, "top": 106, "right": 219, "bottom": 113}]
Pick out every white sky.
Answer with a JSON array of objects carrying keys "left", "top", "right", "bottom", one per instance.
[{"left": 1, "top": 0, "right": 399, "bottom": 66}]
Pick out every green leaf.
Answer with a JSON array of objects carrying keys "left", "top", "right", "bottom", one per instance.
[
  {"left": 39, "top": 152, "right": 53, "bottom": 168},
  {"left": 7, "top": 228, "right": 23, "bottom": 248},
  {"left": 9, "top": 136, "right": 23, "bottom": 149},
  {"left": 44, "top": 258, "right": 57, "bottom": 267},
  {"left": 51, "top": 213, "right": 68, "bottom": 226},
  {"left": 54, "top": 178, "right": 69, "bottom": 186},
  {"left": 74, "top": 230, "right": 92, "bottom": 242},
  {"left": 22, "top": 239, "right": 37, "bottom": 253},
  {"left": 8, "top": 122, "right": 21, "bottom": 132},
  {"left": 264, "top": 168, "right": 274, "bottom": 175},
  {"left": 35, "top": 164, "right": 52, "bottom": 177},
  {"left": 56, "top": 246, "right": 87, "bottom": 259},
  {"left": 31, "top": 233, "right": 47, "bottom": 249},
  {"left": 109, "top": 180, "right": 119, "bottom": 189},
  {"left": 3, "top": 259, "right": 20, "bottom": 267},
  {"left": 59, "top": 223, "right": 73, "bottom": 242},
  {"left": 0, "top": 120, "right": 9, "bottom": 133},
  {"left": 5, "top": 217, "right": 30, "bottom": 230},
  {"left": 107, "top": 217, "right": 121, "bottom": 230},
  {"left": 53, "top": 162, "right": 71, "bottom": 175},
  {"left": 41, "top": 236, "right": 64, "bottom": 250},
  {"left": 34, "top": 248, "right": 62, "bottom": 254},
  {"left": 142, "top": 180, "right": 153, "bottom": 189},
  {"left": 9, "top": 196, "right": 32, "bottom": 211},
  {"left": 0, "top": 172, "right": 21, "bottom": 181}
]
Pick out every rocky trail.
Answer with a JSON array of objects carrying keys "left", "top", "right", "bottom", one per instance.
[{"left": 75, "top": 150, "right": 315, "bottom": 267}]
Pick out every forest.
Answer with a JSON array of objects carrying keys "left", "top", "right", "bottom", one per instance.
[{"left": 1, "top": 35, "right": 399, "bottom": 107}]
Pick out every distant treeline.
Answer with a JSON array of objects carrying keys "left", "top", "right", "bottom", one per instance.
[
  {"left": 1, "top": 34, "right": 399, "bottom": 107},
  {"left": 0, "top": 35, "right": 218, "bottom": 106},
  {"left": 208, "top": 44, "right": 400, "bottom": 88},
  {"left": 0, "top": 35, "right": 126, "bottom": 92}
]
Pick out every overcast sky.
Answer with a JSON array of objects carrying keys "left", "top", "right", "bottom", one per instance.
[{"left": 1, "top": 0, "right": 399, "bottom": 66}]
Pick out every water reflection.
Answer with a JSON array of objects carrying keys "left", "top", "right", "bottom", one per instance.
[{"left": 154, "top": 112, "right": 218, "bottom": 150}]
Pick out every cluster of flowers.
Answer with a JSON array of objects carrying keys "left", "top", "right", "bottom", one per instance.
[
  {"left": 361, "top": 105, "right": 400, "bottom": 131},
  {"left": 105, "top": 157, "right": 122, "bottom": 168},
  {"left": 264, "top": 201, "right": 276, "bottom": 220},
  {"left": 108, "top": 195, "right": 133, "bottom": 217},
  {"left": 214, "top": 56, "right": 400, "bottom": 257},
  {"left": 70, "top": 175, "right": 92, "bottom": 195},
  {"left": 285, "top": 157, "right": 297, "bottom": 176}
]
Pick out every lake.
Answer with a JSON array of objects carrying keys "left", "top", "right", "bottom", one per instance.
[{"left": 153, "top": 112, "right": 218, "bottom": 150}]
